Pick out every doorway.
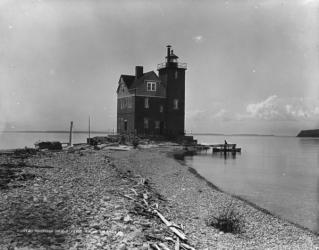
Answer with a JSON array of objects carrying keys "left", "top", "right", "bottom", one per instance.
[{"left": 124, "top": 120, "right": 128, "bottom": 132}]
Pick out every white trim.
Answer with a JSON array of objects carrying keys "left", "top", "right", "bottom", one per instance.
[
  {"left": 147, "top": 81, "right": 157, "bottom": 91},
  {"left": 144, "top": 80, "right": 161, "bottom": 84}
]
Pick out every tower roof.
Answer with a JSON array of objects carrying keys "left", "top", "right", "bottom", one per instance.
[{"left": 166, "top": 50, "right": 179, "bottom": 60}]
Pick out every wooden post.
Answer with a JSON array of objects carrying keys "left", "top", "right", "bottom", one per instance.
[
  {"left": 88, "top": 116, "right": 91, "bottom": 144},
  {"left": 69, "top": 121, "right": 73, "bottom": 146}
]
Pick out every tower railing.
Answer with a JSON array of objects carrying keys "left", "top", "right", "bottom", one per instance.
[{"left": 157, "top": 62, "right": 187, "bottom": 70}]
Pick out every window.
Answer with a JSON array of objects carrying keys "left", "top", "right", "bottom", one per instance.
[
  {"left": 173, "top": 99, "right": 179, "bottom": 110},
  {"left": 144, "top": 97, "right": 149, "bottom": 108},
  {"left": 121, "top": 99, "right": 126, "bottom": 109},
  {"left": 160, "top": 105, "right": 163, "bottom": 113},
  {"left": 155, "top": 121, "right": 160, "bottom": 129},
  {"left": 128, "top": 97, "right": 132, "bottom": 108},
  {"left": 144, "top": 118, "right": 149, "bottom": 129},
  {"left": 124, "top": 120, "right": 128, "bottom": 131},
  {"left": 120, "top": 99, "right": 123, "bottom": 109},
  {"left": 147, "top": 82, "right": 156, "bottom": 91},
  {"left": 175, "top": 71, "right": 178, "bottom": 79}
]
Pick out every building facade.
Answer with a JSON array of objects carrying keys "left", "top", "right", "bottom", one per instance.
[{"left": 116, "top": 45, "right": 187, "bottom": 137}]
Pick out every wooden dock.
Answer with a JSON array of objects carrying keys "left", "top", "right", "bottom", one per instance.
[
  {"left": 210, "top": 143, "right": 241, "bottom": 153},
  {"left": 184, "top": 143, "right": 241, "bottom": 154}
]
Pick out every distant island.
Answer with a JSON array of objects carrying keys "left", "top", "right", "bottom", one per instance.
[
  {"left": 297, "top": 129, "right": 319, "bottom": 137},
  {"left": 191, "top": 133, "right": 275, "bottom": 137}
]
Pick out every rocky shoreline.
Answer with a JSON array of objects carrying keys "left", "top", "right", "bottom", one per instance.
[{"left": 0, "top": 144, "right": 319, "bottom": 249}]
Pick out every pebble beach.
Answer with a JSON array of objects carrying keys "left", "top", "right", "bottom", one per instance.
[{"left": 1, "top": 143, "right": 319, "bottom": 249}]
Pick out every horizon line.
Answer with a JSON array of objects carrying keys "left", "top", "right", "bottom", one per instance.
[{"left": 1, "top": 130, "right": 296, "bottom": 137}]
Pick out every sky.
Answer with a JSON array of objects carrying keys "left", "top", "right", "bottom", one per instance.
[{"left": 0, "top": 0, "right": 319, "bottom": 135}]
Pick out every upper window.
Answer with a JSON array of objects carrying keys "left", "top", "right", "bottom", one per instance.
[
  {"left": 144, "top": 97, "right": 149, "bottom": 109},
  {"left": 175, "top": 71, "right": 178, "bottom": 79},
  {"left": 147, "top": 82, "right": 156, "bottom": 91},
  {"left": 173, "top": 99, "right": 179, "bottom": 110}
]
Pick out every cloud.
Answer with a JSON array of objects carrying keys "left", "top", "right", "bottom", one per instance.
[
  {"left": 301, "top": 0, "right": 319, "bottom": 6},
  {"left": 212, "top": 109, "right": 234, "bottom": 121},
  {"left": 186, "top": 109, "right": 209, "bottom": 121},
  {"left": 244, "top": 95, "right": 319, "bottom": 121},
  {"left": 187, "top": 108, "right": 235, "bottom": 122},
  {"left": 192, "top": 35, "right": 204, "bottom": 43}
]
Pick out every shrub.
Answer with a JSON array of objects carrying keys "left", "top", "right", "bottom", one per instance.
[
  {"left": 120, "top": 135, "right": 126, "bottom": 145},
  {"left": 206, "top": 203, "right": 243, "bottom": 234},
  {"left": 132, "top": 139, "right": 139, "bottom": 149}
]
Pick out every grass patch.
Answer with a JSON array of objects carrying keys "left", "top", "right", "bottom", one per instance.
[{"left": 206, "top": 203, "right": 243, "bottom": 234}]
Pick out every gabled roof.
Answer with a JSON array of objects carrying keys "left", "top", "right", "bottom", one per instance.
[
  {"left": 120, "top": 74, "right": 135, "bottom": 88},
  {"left": 116, "top": 74, "right": 135, "bottom": 93},
  {"left": 166, "top": 52, "right": 178, "bottom": 59},
  {"left": 130, "top": 71, "right": 160, "bottom": 89},
  {"left": 117, "top": 71, "right": 161, "bottom": 93}
]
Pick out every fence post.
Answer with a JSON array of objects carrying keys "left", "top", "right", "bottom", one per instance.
[{"left": 69, "top": 121, "right": 73, "bottom": 146}]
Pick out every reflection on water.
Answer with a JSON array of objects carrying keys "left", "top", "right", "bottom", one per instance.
[
  {"left": 185, "top": 135, "right": 319, "bottom": 232},
  {"left": 212, "top": 151, "right": 239, "bottom": 160}
]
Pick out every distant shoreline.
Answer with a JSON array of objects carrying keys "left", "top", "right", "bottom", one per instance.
[
  {"left": 191, "top": 133, "right": 276, "bottom": 136},
  {"left": 3, "top": 131, "right": 279, "bottom": 137},
  {"left": 2, "top": 131, "right": 113, "bottom": 134}
]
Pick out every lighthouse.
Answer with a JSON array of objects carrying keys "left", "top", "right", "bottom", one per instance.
[
  {"left": 158, "top": 45, "right": 187, "bottom": 136},
  {"left": 116, "top": 45, "right": 187, "bottom": 137}
]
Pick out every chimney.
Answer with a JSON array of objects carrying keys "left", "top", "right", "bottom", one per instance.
[
  {"left": 135, "top": 66, "right": 143, "bottom": 79},
  {"left": 167, "top": 45, "right": 171, "bottom": 60}
]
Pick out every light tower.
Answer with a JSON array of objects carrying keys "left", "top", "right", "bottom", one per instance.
[{"left": 157, "top": 45, "right": 187, "bottom": 136}]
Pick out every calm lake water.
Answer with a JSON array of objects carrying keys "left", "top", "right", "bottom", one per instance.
[
  {"left": 186, "top": 135, "right": 319, "bottom": 232},
  {"left": 0, "top": 132, "right": 107, "bottom": 150}
]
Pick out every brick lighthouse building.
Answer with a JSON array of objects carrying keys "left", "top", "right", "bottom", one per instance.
[{"left": 116, "top": 45, "right": 187, "bottom": 137}]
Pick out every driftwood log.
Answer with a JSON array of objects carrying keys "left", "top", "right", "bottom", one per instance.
[{"left": 154, "top": 210, "right": 186, "bottom": 241}]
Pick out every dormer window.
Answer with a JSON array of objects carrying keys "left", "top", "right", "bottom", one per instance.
[{"left": 147, "top": 82, "right": 156, "bottom": 91}]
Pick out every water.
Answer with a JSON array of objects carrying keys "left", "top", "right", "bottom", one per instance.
[
  {"left": 185, "top": 135, "right": 319, "bottom": 232},
  {"left": 0, "top": 132, "right": 107, "bottom": 150}
]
